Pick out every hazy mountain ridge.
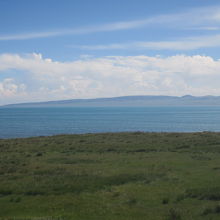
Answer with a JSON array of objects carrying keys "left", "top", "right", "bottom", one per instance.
[{"left": 2, "top": 95, "right": 220, "bottom": 107}]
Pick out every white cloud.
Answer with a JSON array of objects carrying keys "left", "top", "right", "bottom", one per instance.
[
  {"left": 1, "top": 5, "right": 220, "bottom": 40},
  {"left": 0, "top": 78, "right": 26, "bottom": 97},
  {"left": 1, "top": 53, "right": 220, "bottom": 105}
]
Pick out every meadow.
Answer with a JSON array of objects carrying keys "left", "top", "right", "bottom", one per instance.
[{"left": 0, "top": 132, "right": 220, "bottom": 220}]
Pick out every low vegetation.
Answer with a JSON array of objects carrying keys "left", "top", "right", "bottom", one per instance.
[{"left": 0, "top": 132, "right": 220, "bottom": 219}]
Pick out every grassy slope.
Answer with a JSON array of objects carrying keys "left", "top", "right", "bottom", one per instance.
[{"left": 1, "top": 132, "right": 220, "bottom": 220}]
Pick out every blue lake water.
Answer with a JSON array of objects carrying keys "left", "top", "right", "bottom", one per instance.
[{"left": 0, "top": 106, "right": 220, "bottom": 138}]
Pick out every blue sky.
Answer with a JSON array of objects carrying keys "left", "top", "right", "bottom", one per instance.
[{"left": 1, "top": 0, "right": 220, "bottom": 104}]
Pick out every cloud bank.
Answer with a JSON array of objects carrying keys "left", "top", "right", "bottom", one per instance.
[{"left": 1, "top": 53, "right": 220, "bottom": 105}]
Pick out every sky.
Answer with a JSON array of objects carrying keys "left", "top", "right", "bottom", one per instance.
[{"left": 1, "top": 0, "right": 220, "bottom": 105}]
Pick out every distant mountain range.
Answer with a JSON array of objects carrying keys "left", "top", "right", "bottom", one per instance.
[{"left": 3, "top": 95, "right": 220, "bottom": 107}]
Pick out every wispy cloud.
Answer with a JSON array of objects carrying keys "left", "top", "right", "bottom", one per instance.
[
  {"left": 1, "top": 5, "right": 220, "bottom": 40},
  {"left": 187, "top": 26, "right": 220, "bottom": 31},
  {"left": 74, "top": 34, "right": 220, "bottom": 51},
  {"left": 0, "top": 17, "right": 166, "bottom": 41}
]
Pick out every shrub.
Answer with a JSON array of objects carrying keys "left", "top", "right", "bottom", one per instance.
[
  {"left": 162, "top": 198, "right": 169, "bottom": 204},
  {"left": 0, "top": 189, "right": 12, "bottom": 196},
  {"left": 36, "top": 152, "right": 43, "bottom": 157},
  {"left": 167, "top": 208, "right": 182, "bottom": 220},
  {"left": 214, "top": 205, "right": 220, "bottom": 213},
  {"left": 186, "top": 187, "right": 220, "bottom": 201},
  {"left": 202, "top": 207, "right": 213, "bottom": 216},
  {"left": 126, "top": 198, "right": 137, "bottom": 205},
  {"left": 202, "top": 205, "right": 220, "bottom": 216},
  {"left": 175, "top": 194, "right": 185, "bottom": 203}
]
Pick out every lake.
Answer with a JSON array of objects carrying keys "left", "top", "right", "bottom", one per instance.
[{"left": 0, "top": 106, "right": 220, "bottom": 138}]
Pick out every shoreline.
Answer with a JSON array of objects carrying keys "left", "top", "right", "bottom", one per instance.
[{"left": 0, "top": 130, "right": 218, "bottom": 140}]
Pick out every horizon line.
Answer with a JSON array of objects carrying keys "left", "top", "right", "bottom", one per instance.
[{"left": 1, "top": 94, "right": 219, "bottom": 107}]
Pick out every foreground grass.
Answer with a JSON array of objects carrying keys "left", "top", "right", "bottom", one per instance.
[{"left": 1, "top": 132, "right": 220, "bottom": 219}]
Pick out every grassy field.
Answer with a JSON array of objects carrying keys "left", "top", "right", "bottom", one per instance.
[{"left": 1, "top": 132, "right": 220, "bottom": 220}]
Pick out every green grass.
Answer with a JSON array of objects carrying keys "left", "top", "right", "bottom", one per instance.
[{"left": 0, "top": 132, "right": 220, "bottom": 219}]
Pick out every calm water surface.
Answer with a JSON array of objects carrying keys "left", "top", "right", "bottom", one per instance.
[{"left": 0, "top": 106, "right": 220, "bottom": 138}]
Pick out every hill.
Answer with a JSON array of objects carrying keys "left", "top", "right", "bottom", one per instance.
[{"left": 3, "top": 95, "right": 220, "bottom": 107}]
